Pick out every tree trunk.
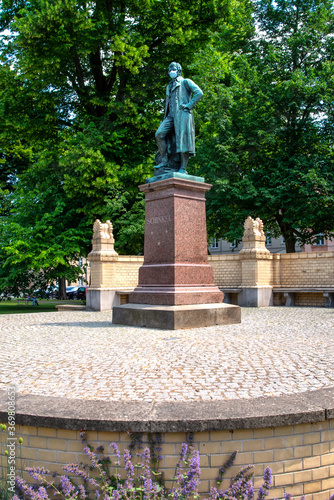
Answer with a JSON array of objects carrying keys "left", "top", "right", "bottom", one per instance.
[
  {"left": 58, "top": 277, "right": 67, "bottom": 300},
  {"left": 284, "top": 236, "right": 296, "bottom": 253},
  {"left": 276, "top": 214, "right": 296, "bottom": 254}
]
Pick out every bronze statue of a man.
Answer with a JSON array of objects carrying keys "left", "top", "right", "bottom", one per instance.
[{"left": 155, "top": 62, "right": 203, "bottom": 174}]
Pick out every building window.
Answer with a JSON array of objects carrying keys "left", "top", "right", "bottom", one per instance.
[
  {"left": 210, "top": 238, "right": 219, "bottom": 248},
  {"left": 78, "top": 257, "right": 83, "bottom": 267},
  {"left": 230, "top": 240, "right": 238, "bottom": 249},
  {"left": 266, "top": 235, "right": 272, "bottom": 246},
  {"left": 314, "top": 233, "right": 325, "bottom": 246},
  {"left": 281, "top": 236, "right": 285, "bottom": 245}
]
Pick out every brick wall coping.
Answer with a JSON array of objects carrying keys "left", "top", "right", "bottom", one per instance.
[
  {"left": 0, "top": 387, "right": 333, "bottom": 433},
  {"left": 208, "top": 251, "right": 334, "bottom": 260},
  {"left": 118, "top": 256, "right": 144, "bottom": 262}
]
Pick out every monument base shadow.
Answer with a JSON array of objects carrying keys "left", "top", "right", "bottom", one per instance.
[{"left": 113, "top": 303, "right": 241, "bottom": 330}]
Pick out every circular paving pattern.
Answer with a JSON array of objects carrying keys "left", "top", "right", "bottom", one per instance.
[{"left": 0, "top": 307, "right": 333, "bottom": 402}]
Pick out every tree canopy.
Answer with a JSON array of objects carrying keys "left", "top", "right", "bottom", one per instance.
[
  {"left": 0, "top": 0, "right": 237, "bottom": 295},
  {"left": 193, "top": 0, "right": 334, "bottom": 252},
  {"left": 1, "top": 0, "right": 334, "bottom": 297}
]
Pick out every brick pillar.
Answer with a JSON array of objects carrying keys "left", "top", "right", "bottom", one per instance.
[
  {"left": 86, "top": 220, "right": 119, "bottom": 311},
  {"left": 238, "top": 217, "right": 273, "bottom": 306}
]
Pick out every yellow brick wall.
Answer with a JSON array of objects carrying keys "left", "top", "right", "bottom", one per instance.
[
  {"left": 295, "top": 293, "right": 326, "bottom": 307},
  {"left": 257, "top": 259, "right": 274, "bottom": 286},
  {"left": 113, "top": 257, "right": 144, "bottom": 288},
  {"left": 13, "top": 420, "right": 334, "bottom": 499},
  {"left": 279, "top": 252, "right": 334, "bottom": 288},
  {"left": 90, "top": 252, "right": 334, "bottom": 307},
  {"left": 208, "top": 255, "right": 242, "bottom": 287}
]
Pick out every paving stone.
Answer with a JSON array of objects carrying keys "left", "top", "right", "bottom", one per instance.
[{"left": 0, "top": 307, "right": 333, "bottom": 402}]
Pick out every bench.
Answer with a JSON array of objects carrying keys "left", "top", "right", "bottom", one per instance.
[
  {"left": 15, "top": 298, "right": 39, "bottom": 306},
  {"left": 219, "top": 288, "right": 242, "bottom": 305},
  {"left": 273, "top": 288, "right": 334, "bottom": 307},
  {"left": 16, "top": 298, "right": 28, "bottom": 306},
  {"left": 116, "top": 289, "right": 134, "bottom": 305}
]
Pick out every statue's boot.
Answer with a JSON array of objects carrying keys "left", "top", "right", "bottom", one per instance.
[
  {"left": 178, "top": 153, "right": 189, "bottom": 174},
  {"left": 155, "top": 157, "right": 168, "bottom": 169}
]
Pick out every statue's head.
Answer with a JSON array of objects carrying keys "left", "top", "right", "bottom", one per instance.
[{"left": 168, "top": 62, "right": 182, "bottom": 79}]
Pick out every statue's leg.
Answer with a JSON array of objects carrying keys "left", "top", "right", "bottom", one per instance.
[
  {"left": 155, "top": 117, "right": 174, "bottom": 167},
  {"left": 179, "top": 152, "right": 189, "bottom": 173}
]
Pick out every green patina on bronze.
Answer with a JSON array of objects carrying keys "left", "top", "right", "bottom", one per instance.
[{"left": 152, "top": 62, "right": 203, "bottom": 180}]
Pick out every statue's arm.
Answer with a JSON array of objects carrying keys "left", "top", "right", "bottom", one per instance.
[{"left": 183, "top": 79, "right": 203, "bottom": 110}]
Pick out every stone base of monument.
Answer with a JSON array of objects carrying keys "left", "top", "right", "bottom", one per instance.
[
  {"left": 112, "top": 174, "right": 241, "bottom": 330},
  {"left": 113, "top": 302, "right": 241, "bottom": 330}
]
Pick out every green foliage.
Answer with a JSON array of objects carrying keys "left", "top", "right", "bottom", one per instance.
[
  {"left": 0, "top": 0, "right": 234, "bottom": 292},
  {"left": 193, "top": 0, "right": 334, "bottom": 252}
]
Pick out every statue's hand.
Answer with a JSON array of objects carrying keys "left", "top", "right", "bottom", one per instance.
[{"left": 180, "top": 104, "right": 191, "bottom": 112}]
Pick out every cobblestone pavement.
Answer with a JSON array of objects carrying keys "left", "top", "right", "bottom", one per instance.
[{"left": 0, "top": 307, "right": 333, "bottom": 402}]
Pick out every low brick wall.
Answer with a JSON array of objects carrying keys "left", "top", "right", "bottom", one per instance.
[
  {"left": 14, "top": 421, "right": 334, "bottom": 498},
  {"left": 209, "top": 255, "right": 241, "bottom": 288},
  {"left": 98, "top": 252, "right": 334, "bottom": 292},
  {"left": 112, "top": 256, "right": 144, "bottom": 288},
  {"left": 1, "top": 389, "right": 333, "bottom": 499},
  {"left": 276, "top": 252, "right": 334, "bottom": 288},
  {"left": 88, "top": 252, "right": 334, "bottom": 307}
]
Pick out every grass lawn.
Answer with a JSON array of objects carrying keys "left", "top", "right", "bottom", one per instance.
[{"left": 0, "top": 299, "right": 85, "bottom": 314}]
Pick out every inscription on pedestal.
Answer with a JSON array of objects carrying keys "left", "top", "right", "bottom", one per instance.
[{"left": 147, "top": 215, "right": 172, "bottom": 224}]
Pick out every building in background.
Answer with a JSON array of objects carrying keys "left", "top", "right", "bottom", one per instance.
[
  {"left": 303, "top": 234, "right": 334, "bottom": 252},
  {"left": 209, "top": 236, "right": 303, "bottom": 255}
]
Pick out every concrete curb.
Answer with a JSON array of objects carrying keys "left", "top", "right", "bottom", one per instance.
[{"left": 0, "top": 387, "right": 333, "bottom": 432}]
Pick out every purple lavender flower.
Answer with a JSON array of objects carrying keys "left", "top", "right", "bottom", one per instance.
[
  {"left": 110, "top": 442, "right": 121, "bottom": 466},
  {"left": 26, "top": 467, "right": 50, "bottom": 480},
  {"left": 15, "top": 476, "right": 40, "bottom": 498},
  {"left": 63, "top": 463, "right": 90, "bottom": 481},
  {"left": 208, "top": 486, "right": 218, "bottom": 499},
  {"left": 284, "top": 494, "right": 292, "bottom": 500},
  {"left": 142, "top": 447, "right": 153, "bottom": 499},
  {"left": 256, "top": 467, "right": 272, "bottom": 500},
  {"left": 217, "top": 451, "right": 237, "bottom": 483},
  {"left": 182, "top": 449, "right": 200, "bottom": 496},
  {"left": 62, "top": 463, "right": 99, "bottom": 487},
  {"left": 83, "top": 446, "right": 100, "bottom": 469},
  {"left": 36, "top": 486, "right": 49, "bottom": 499},
  {"left": 59, "top": 475, "right": 75, "bottom": 497},
  {"left": 152, "top": 482, "right": 161, "bottom": 500},
  {"left": 179, "top": 443, "right": 188, "bottom": 462},
  {"left": 112, "top": 490, "right": 121, "bottom": 500},
  {"left": 246, "top": 481, "right": 254, "bottom": 500},
  {"left": 124, "top": 449, "right": 135, "bottom": 488},
  {"left": 77, "top": 484, "right": 87, "bottom": 499}
]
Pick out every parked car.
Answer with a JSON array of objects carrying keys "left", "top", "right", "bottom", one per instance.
[
  {"left": 66, "top": 286, "right": 79, "bottom": 300},
  {"left": 34, "top": 286, "right": 58, "bottom": 299},
  {"left": 49, "top": 286, "right": 59, "bottom": 299},
  {"left": 76, "top": 286, "right": 88, "bottom": 300}
]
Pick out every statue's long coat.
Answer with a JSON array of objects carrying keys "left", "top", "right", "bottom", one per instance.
[{"left": 164, "top": 76, "right": 203, "bottom": 155}]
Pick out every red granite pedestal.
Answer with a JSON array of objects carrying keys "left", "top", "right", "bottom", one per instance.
[{"left": 113, "top": 175, "right": 241, "bottom": 329}]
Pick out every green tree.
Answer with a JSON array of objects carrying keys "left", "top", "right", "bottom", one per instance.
[
  {"left": 0, "top": 0, "right": 236, "bottom": 294},
  {"left": 194, "top": 0, "right": 334, "bottom": 252}
]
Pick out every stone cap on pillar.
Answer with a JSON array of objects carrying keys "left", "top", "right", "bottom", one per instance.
[
  {"left": 239, "top": 216, "right": 271, "bottom": 259},
  {"left": 88, "top": 219, "right": 118, "bottom": 261}
]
